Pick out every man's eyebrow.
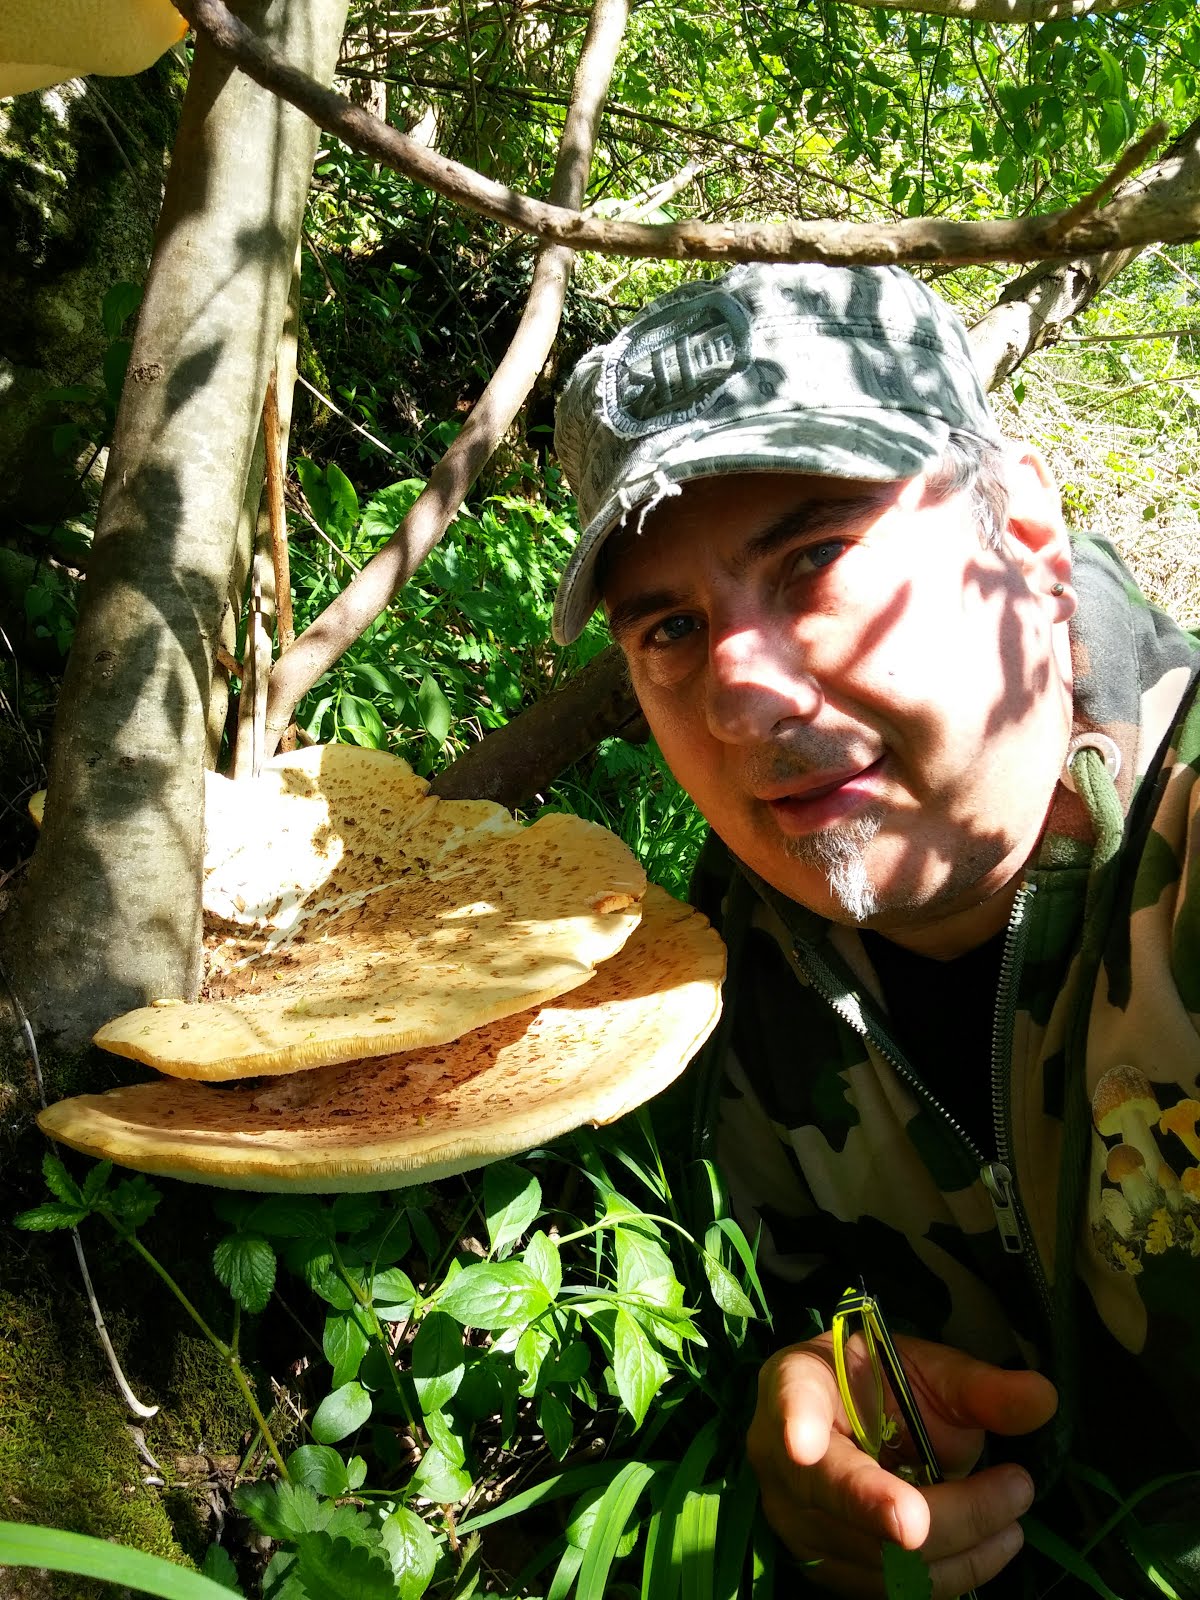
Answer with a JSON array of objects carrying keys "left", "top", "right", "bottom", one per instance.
[
  {"left": 732, "top": 489, "right": 895, "bottom": 577},
  {"left": 607, "top": 586, "right": 687, "bottom": 643}
]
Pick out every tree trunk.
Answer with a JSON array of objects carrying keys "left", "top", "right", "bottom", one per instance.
[{"left": 0, "top": 0, "right": 349, "bottom": 1050}]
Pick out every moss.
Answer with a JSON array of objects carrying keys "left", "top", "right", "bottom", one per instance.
[{"left": 158, "top": 1332, "right": 252, "bottom": 1461}]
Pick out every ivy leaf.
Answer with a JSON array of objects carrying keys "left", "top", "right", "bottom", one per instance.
[
  {"left": 311, "top": 1381, "right": 373, "bottom": 1445},
  {"left": 379, "top": 1506, "right": 439, "bottom": 1600},
  {"left": 293, "top": 1532, "right": 397, "bottom": 1600},
  {"left": 437, "top": 1262, "right": 551, "bottom": 1330},
  {"left": 287, "top": 1444, "right": 351, "bottom": 1498},
  {"left": 537, "top": 1391, "right": 573, "bottom": 1462},
  {"left": 881, "top": 1540, "right": 932, "bottom": 1600},
  {"left": 213, "top": 1234, "right": 277, "bottom": 1314},
  {"left": 483, "top": 1163, "right": 542, "bottom": 1257},
  {"left": 323, "top": 1312, "right": 369, "bottom": 1389},
  {"left": 42, "top": 1153, "right": 83, "bottom": 1205},
  {"left": 412, "top": 1310, "right": 465, "bottom": 1413},
  {"left": 409, "top": 1442, "right": 472, "bottom": 1504},
  {"left": 612, "top": 1307, "right": 668, "bottom": 1429},
  {"left": 234, "top": 1481, "right": 324, "bottom": 1542}
]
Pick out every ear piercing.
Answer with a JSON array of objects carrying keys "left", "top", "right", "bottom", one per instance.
[{"left": 1051, "top": 582, "right": 1065, "bottom": 596}]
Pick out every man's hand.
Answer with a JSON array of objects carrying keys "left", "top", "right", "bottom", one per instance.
[{"left": 747, "top": 1333, "right": 1058, "bottom": 1598}]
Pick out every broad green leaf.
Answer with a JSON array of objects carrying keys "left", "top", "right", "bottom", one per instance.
[
  {"left": 325, "top": 463, "right": 359, "bottom": 525},
  {"left": 484, "top": 1163, "right": 542, "bottom": 1256},
  {"left": 996, "top": 156, "right": 1021, "bottom": 196},
  {"left": 311, "top": 1381, "right": 373, "bottom": 1445},
  {"left": 212, "top": 1234, "right": 276, "bottom": 1314},
  {"left": 412, "top": 1310, "right": 465, "bottom": 1413},
  {"left": 547, "top": 1339, "right": 591, "bottom": 1387},
  {"left": 575, "top": 1462, "right": 658, "bottom": 1600},
  {"left": 422, "top": 1405, "right": 466, "bottom": 1467},
  {"left": 757, "top": 103, "right": 778, "bottom": 136},
  {"left": 293, "top": 1532, "right": 396, "bottom": 1600},
  {"left": 0, "top": 1520, "right": 244, "bottom": 1600},
  {"left": 523, "top": 1230, "right": 562, "bottom": 1298},
  {"left": 233, "top": 1481, "right": 324, "bottom": 1542},
  {"left": 250, "top": 1196, "right": 329, "bottom": 1239},
  {"left": 700, "top": 1252, "right": 755, "bottom": 1319},
  {"left": 331, "top": 1193, "right": 380, "bottom": 1234},
  {"left": 372, "top": 1266, "right": 417, "bottom": 1320},
  {"left": 286, "top": 1445, "right": 351, "bottom": 1498},
  {"left": 379, "top": 1506, "right": 439, "bottom": 1599},
  {"left": 360, "top": 480, "right": 425, "bottom": 546},
  {"left": 323, "top": 1312, "right": 369, "bottom": 1388},
  {"left": 409, "top": 1442, "right": 473, "bottom": 1504},
  {"left": 102, "top": 281, "right": 142, "bottom": 338},
  {"left": 437, "top": 1261, "right": 551, "bottom": 1330},
  {"left": 417, "top": 672, "right": 452, "bottom": 747},
  {"left": 79, "top": 1161, "right": 113, "bottom": 1205},
  {"left": 346, "top": 1457, "right": 367, "bottom": 1491},
  {"left": 880, "top": 1540, "right": 932, "bottom": 1600},
  {"left": 285, "top": 1239, "right": 356, "bottom": 1310},
  {"left": 615, "top": 1226, "right": 674, "bottom": 1296},
  {"left": 538, "top": 1391, "right": 573, "bottom": 1462},
  {"left": 200, "top": 1543, "right": 242, "bottom": 1593},
  {"left": 515, "top": 1323, "right": 554, "bottom": 1396},
  {"left": 108, "top": 1175, "right": 161, "bottom": 1229},
  {"left": 1097, "top": 101, "right": 1127, "bottom": 163},
  {"left": 613, "top": 1308, "right": 669, "bottom": 1429},
  {"left": 14, "top": 1202, "right": 89, "bottom": 1231}
]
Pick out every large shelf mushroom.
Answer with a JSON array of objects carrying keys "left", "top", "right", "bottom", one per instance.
[
  {"left": 40, "top": 747, "right": 726, "bottom": 1190},
  {"left": 1, "top": 0, "right": 187, "bottom": 98}
]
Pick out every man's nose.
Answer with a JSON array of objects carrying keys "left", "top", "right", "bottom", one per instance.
[{"left": 706, "top": 624, "right": 823, "bottom": 744}]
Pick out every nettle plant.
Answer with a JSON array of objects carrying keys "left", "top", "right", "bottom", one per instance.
[{"left": 18, "top": 1114, "right": 782, "bottom": 1600}]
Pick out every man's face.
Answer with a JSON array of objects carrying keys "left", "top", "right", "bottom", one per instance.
[{"left": 602, "top": 465, "right": 1075, "bottom": 940}]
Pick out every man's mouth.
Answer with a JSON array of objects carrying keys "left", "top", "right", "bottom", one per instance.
[{"left": 759, "top": 757, "right": 888, "bottom": 835}]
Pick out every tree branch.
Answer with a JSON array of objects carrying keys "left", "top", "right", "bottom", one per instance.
[
  {"left": 174, "top": 0, "right": 1200, "bottom": 267},
  {"left": 828, "top": 0, "right": 1148, "bottom": 19},
  {"left": 262, "top": 0, "right": 631, "bottom": 751}
]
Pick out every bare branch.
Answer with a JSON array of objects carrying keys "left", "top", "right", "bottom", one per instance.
[
  {"left": 828, "top": 0, "right": 1148, "bottom": 20},
  {"left": 175, "top": 0, "right": 1200, "bottom": 268},
  {"left": 262, "top": 0, "right": 631, "bottom": 750}
]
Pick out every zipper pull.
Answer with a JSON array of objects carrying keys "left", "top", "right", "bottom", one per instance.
[{"left": 981, "top": 1162, "right": 1024, "bottom": 1254}]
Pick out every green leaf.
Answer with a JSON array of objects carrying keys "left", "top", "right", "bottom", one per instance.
[
  {"left": 108, "top": 1176, "right": 161, "bottom": 1229},
  {"left": 233, "top": 1482, "right": 324, "bottom": 1542},
  {"left": 287, "top": 1445, "right": 351, "bottom": 1498},
  {"left": 515, "top": 1323, "right": 554, "bottom": 1397},
  {"left": 200, "top": 1545, "right": 242, "bottom": 1594},
  {"left": 757, "top": 103, "right": 778, "bottom": 136},
  {"left": 969, "top": 118, "right": 989, "bottom": 161},
  {"left": 250, "top": 1196, "right": 329, "bottom": 1239},
  {"left": 102, "top": 281, "right": 142, "bottom": 338},
  {"left": 409, "top": 1442, "right": 473, "bottom": 1504},
  {"left": 412, "top": 1310, "right": 465, "bottom": 1413},
  {"left": 14, "top": 1202, "right": 89, "bottom": 1231},
  {"left": 212, "top": 1234, "right": 276, "bottom": 1314},
  {"left": 323, "top": 1312, "right": 369, "bottom": 1389},
  {"left": 80, "top": 1161, "right": 114, "bottom": 1205},
  {"left": 996, "top": 155, "right": 1021, "bottom": 196},
  {"left": 612, "top": 1308, "right": 669, "bottom": 1429},
  {"left": 417, "top": 672, "right": 452, "bottom": 747},
  {"left": 680, "top": 1487, "right": 721, "bottom": 1600},
  {"left": 311, "top": 1381, "right": 373, "bottom": 1445},
  {"left": 484, "top": 1163, "right": 542, "bottom": 1257},
  {"left": 379, "top": 1506, "right": 439, "bottom": 1599},
  {"left": 294, "top": 1532, "right": 397, "bottom": 1600},
  {"left": 1097, "top": 101, "right": 1127, "bottom": 163},
  {"left": 538, "top": 1391, "right": 573, "bottom": 1462},
  {"left": 422, "top": 1405, "right": 466, "bottom": 1467},
  {"left": 437, "top": 1261, "right": 551, "bottom": 1330},
  {"left": 371, "top": 1266, "right": 416, "bottom": 1320},
  {"left": 700, "top": 1252, "right": 755, "bottom": 1319},
  {"left": 1020, "top": 1518, "right": 1123, "bottom": 1600},
  {"left": 575, "top": 1462, "right": 658, "bottom": 1600},
  {"left": 103, "top": 339, "right": 132, "bottom": 405},
  {"left": 42, "top": 1153, "right": 83, "bottom": 1205},
  {"left": 0, "top": 1520, "right": 244, "bottom": 1599},
  {"left": 523, "top": 1231, "right": 562, "bottom": 1298},
  {"left": 331, "top": 1193, "right": 380, "bottom": 1234},
  {"left": 286, "top": 1239, "right": 356, "bottom": 1309},
  {"left": 360, "top": 480, "right": 425, "bottom": 547},
  {"left": 880, "top": 1540, "right": 932, "bottom": 1600},
  {"left": 325, "top": 463, "right": 359, "bottom": 525}
]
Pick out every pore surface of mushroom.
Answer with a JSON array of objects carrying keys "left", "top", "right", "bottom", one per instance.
[
  {"left": 0, "top": 0, "right": 186, "bottom": 98},
  {"left": 40, "top": 886, "right": 725, "bottom": 1191},
  {"left": 95, "top": 747, "right": 647, "bottom": 1080},
  {"left": 1092, "top": 1065, "right": 1164, "bottom": 1176}
]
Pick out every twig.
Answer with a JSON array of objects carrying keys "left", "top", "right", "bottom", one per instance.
[
  {"left": 287, "top": 489, "right": 363, "bottom": 574},
  {"left": 263, "top": 370, "right": 295, "bottom": 658},
  {"left": 295, "top": 372, "right": 411, "bottom": 466},
  {"left": 1044, "top": 121, "right": 1169, "bottom": 245},
  {"left": 0, "top": 955, "right": 159, "bottom": 1420},
  {"left": 1058, "top": 324, "right": 1200, "bottom": 344},
  {"left": 173, "top": 0, "right": 1200, "bottom": 267}
]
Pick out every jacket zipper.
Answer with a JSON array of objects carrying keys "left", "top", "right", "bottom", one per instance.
[{"left": 792, "top": 882, "right": 1052, "bottom": 1323}]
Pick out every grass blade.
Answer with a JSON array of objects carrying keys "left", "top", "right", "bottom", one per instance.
[
  {"left": 546, "top": 1542, "right": 584, "bottom": 1600},
  {"left": 712, "top": 1458, "right": 761, "bottom": 1600},
  {"left": 576, "top": 1460, "right": 658, "bottom": 1600},
  {"left": 1022, "top": 1516, "right": 1124, "bottom": 1600},
  {"left": 456, "top": 1463, "right": 623, "bottom": 1534},
  {"left": 0, "top": 1522, "right": 241, "bottom": 1599},
  {"left": 641, "top": 1418, "right": 719, "bottom": 1600},
  {"left": 680, "top": 1488, "right": 721, "bottom": 1600}
]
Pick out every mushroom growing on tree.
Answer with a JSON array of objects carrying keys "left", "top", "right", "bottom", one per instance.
[
  {"left": 39, "top": 885, "right": 725, "bottom": 1190},
  {"left": 0, "top": 0, "right": 186, "bottom": 98},
  {"left": 96, "top": 746, "right": 648, "bottom": 1080},
  {"left": 1092, "top": 1065, "right": 1166, "bottom": 1176},
  {"left": 1105, "top": 1144, "right": 1159, "bottom": 1224},
  {"left": 1159, "top": 1099, "right": 1200, "bottom": 1165}
]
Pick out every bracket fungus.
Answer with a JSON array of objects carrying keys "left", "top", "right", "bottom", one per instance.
[
  {"left": 41, "top": 747, "right": 726, "bottom": 1189},
  {"left": 0, "top": 0, "right": 187, "bottom": 99},
  {"left": 96, "top": 747, "right": 647, "bottom": 1079},
  {"left": 41, "top": 885, "right": 725, "bottom": 1191}
]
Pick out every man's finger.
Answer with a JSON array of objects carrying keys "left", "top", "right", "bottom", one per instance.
[
  {"left": 765, "top": 1347, "right": 839, "bottom": 1467},
  {"left": 799, "top": 1432, "right": 932, "bottom": 1549},
  {"left": 927, "top": 1522, "right": 1026, "bottom": 1600},
  {"left": 916, "top": 1465, "right": 1035, "bottom": 1561},
  {"left": 900, "top": 1336, "right": 1058, "bottom": 1438}
]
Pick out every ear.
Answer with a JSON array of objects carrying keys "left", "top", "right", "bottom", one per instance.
[{"left": 1002, "top": 444, "right": 1075, "bottom": 623}]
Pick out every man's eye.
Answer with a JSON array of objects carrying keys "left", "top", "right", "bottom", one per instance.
[
  {"left": 649, "top": 614, "right": 700, "bottom": 645},
  {"left": 792, "top": 539, "right": 847, "bottom": 575}
]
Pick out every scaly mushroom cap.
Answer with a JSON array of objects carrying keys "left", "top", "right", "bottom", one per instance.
[
  {"left": 95, "top": 747, "right": 647, "bottom": 1080},
  {"left": 0, "top": 0, "right": 186, "bottom": 98},
  {"left": 41, "top": 886, "right": 724, "bottom": 1191},
  {"left": 1093, "top": 1065, "right": 1159, "bottom": 1132}
]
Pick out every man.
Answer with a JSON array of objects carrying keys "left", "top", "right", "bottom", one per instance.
[{"left": 551, "top": 264, "right": 1200, "bottom": 1596}]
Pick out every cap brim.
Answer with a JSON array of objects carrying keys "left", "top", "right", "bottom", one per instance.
[{"left": 552, "top": 407, "right": 953, "bottom": 645}]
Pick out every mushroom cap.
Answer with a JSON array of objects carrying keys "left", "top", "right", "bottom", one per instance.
[
  {"left": 0, "top": 0, "right": 186, "bottom": 98},
  {"left": 95, "top": 747, "right": 647, "bottom": 1080},
  {"left": 1159, "top": 1098, "right": 1200, "bottom": 1135},
  {"left": 1106, "top": 1144, "right": 1147, "bottom": 1184},
  {"left": 40, "top": 885, "right": 725, "bottom": 1191},
  {"left": 1092, "top": 1065, "right": 1159, "bottom": 1134}
]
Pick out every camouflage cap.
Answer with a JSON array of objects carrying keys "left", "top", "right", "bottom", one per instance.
[{"left": 551, "top": 262, "right": 1001, "bottom": 645}]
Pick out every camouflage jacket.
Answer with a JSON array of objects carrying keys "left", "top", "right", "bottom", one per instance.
[{"left": 695, "top": 536, "right": 1200, "bottom": 1593}]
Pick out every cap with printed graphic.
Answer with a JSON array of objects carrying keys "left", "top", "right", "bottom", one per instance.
[{"left": 551, "top": 262, "right": 1001, "bottom": 645}]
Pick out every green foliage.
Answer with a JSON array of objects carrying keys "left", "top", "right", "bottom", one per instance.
[{"left": 0, "top": 1522, "right": 240, "bottom": 1600}]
